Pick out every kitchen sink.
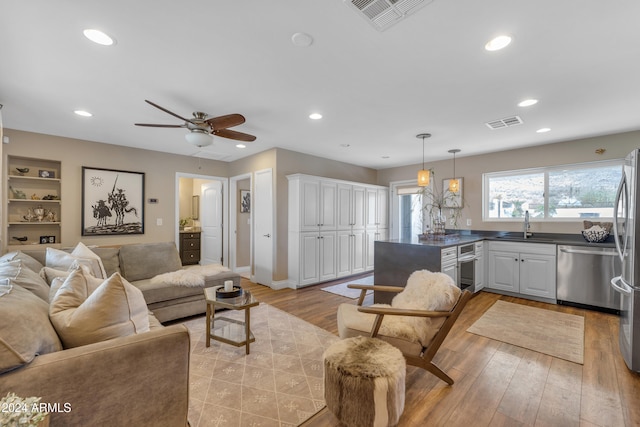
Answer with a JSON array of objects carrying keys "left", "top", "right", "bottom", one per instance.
[{"left": 495, "top": 236, "right": 556, "bottom": 243}]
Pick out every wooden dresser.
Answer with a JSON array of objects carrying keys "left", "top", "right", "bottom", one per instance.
[{"left": 179, "top": 230, "right": 201, "bottom": 265}]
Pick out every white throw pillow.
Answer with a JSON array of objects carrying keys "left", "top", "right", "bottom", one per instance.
[
  {"left": 0, "top": 260, "right": 50, "bottom": 302},
  {"left": 0, "top": 251, "right": 44, "bottom": 272},
  {"left": 46, "top": 242, "right": 106, "bottom": 279},
  {"left": 49, "top": 270, "right": 150, "bottom": 348},
  {"left": 45, "top": 265, "right": 104, "bottom": 300}
]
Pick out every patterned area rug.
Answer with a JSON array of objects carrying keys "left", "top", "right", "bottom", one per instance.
[
  {"left": 467, "top": 300, "right": 585, "bottom": 364},
  {"left": 320, "top": 275, "right": 374, "bottom": 299},
  {"left": 183, "top": 304, "right": 339, "bottom": 426}
]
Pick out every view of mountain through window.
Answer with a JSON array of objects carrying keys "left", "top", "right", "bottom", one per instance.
[{"left": 485, "top": 161, "right": 622, "bottom": 220}]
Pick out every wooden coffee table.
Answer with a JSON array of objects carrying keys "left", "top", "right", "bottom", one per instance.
[{"left": 204, "top": 287, "right": 259, "bottom": 354}]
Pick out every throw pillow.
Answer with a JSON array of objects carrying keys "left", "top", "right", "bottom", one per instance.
[
  {"left": 0, "top": 260, "right": 50, "bottom": 302},
  {"left": 0, "top": 279, "right": 63, "bottom": 374},
  {"left": 44, "top": 265, "right": 104, "bottom": 300},
  {"left": 46, "top": 242, "right": 106, "bottom": 279},
  {"left": 0, "top": 250, "right": 44, "bottom": 273},
  {"left": 89, "top": 247, "right": 121, "bottom": 277},
  {"left": 49, "top": 270, "right": 150, "bottom": 348}
]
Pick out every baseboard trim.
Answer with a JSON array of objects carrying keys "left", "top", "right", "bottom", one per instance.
[{"left": 270, "top": 279, "right": 293, "bottom": 290}]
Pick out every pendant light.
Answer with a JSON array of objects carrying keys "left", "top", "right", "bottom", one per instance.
[
  {"left": 416, "top": 133, "right": 431, "bottom": 186},
  {"left": 448, "top": 149, "right": 461, "bottom": 193}
]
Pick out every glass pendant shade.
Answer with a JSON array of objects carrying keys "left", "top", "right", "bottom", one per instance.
[
  {"left": 449, "top": 178, "right": 460, "bottom": 193},
  {"left": 417, "top": 169, "right": 430, "bottom": 186}
]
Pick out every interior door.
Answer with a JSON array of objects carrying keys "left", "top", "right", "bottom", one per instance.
[
  {"left": 254, "top": 168, "right": 273, "bottom": 286},
  {"left": 200, "top": 181, "right": 223, "bottom": 265}
]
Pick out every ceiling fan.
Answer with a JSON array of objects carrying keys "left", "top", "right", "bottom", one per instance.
[{"left": 135, "top": 100, "right": 256, "bottom": 147}]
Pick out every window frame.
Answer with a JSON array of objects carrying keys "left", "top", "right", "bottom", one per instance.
[{"left": 482, "top": 159, "right": 623, "bottom": 222}]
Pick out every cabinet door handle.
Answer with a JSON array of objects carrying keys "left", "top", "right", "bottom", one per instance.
[
  {"left": 264, "top": 233, "right": 271, "bottom": 238},
  {"left": 515, "top": 258, "right": 518, "bottom": 261}
]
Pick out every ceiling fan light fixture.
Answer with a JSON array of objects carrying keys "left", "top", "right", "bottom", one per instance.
[{"left": 185, "top": 130, "right": 213, "bottom": 147}]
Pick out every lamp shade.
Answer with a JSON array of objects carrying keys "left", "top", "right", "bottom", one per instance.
[
  {"left": 449, "top": 178, "right": 460, "bottom": 193},
  {"left": 185, "top": 130, "right": 213, "bottom": 147},
  {"left": 417, "top": 169, "right": 430, "bottom": 186}
]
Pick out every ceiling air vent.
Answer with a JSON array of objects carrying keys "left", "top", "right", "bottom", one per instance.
[
  {"left": 345, "top": 0, "right": 434, "bottom": 32},
  {"left": 485, "top": 116, "right": 524, "bottom": 130}
]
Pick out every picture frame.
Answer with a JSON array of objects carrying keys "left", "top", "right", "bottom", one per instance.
[
  {"left": 240, "top": 190, "right": 251, "bottom": 213},
  {"left": 442, "top": 178, "right": 463, "bottom": 208},
  {"left": 38, "top": 170, "right": 56, "bottom": 178},
  {"left": 82, "top": 167, "right": 145, "bottom": 236},
  {"left": 40, "top": 235, "right": 56, "bottom": 244}
]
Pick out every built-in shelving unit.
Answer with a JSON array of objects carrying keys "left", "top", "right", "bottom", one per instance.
[{"left": 5, "top": 156, "right": 62, "bottom": 251}]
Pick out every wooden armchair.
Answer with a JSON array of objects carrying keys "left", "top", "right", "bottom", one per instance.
[{"left": 337, "top": 280, "right": 472, "bottom": 385}]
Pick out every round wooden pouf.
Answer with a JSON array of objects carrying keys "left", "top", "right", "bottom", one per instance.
[{"left": 323, "top": 336, "right": 406, "bottom": 427}]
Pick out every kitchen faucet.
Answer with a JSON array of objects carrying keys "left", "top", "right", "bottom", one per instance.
[{"left": 523, "top": 210, "right": 532, "bottom": 239}]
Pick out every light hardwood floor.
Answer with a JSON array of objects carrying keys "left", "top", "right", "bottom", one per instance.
[{"left": 240, "top": 275, "right": 640, "bottom": 427}]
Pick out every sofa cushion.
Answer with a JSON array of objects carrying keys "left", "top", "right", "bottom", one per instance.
[
  {"left": 46, "top": 243, "right": 106, "bottom": 279},
  {"left": 0, "top": 250, "right": 45, "bottom": 272},
  {"left": 118, "top": 242, "right": 182, "bottom": 282},
  {"left": 89, "top": 247, "right": 121, "bottom": 277},
  {"left": 133, "top": 270, "right": 240, "bottom": 304},
  {"left": 0, "top": 260, "right": 50, "bottom": 302},
  {"left": 0, "top": 279, "right": 63, "bottom": 373},
  {"left": 49, "top": 270, "right": 150, "bottom": 348},
  {"left": 46, "top": 266, "right": 105, "bottom": 301}
]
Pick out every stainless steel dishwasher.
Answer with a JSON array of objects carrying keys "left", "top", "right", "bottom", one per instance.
[{"left": 557, "top": 245, "right": 621, "bottom": 313}]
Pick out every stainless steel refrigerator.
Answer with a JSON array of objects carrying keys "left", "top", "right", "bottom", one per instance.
[{"left": 611, "top": 148, "right": 640, "bottom": 372}]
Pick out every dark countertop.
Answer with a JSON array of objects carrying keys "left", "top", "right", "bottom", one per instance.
[
  {"left": 179, "top": 228, "right": 201, "bottom": 234},
  {"left": 381, "top": 229, "right": 616, "bottom": 249}
]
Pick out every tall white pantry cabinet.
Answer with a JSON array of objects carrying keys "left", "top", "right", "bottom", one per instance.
[{"left": 288, "top": 174, "right": 388, "bottom": 288}]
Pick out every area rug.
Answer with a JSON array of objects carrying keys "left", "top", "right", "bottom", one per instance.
[
  {"left": 321, "top": 275, "right": 374, "bottom": 299},
  {"left": 182, "top": 304, "right": 339, "bottom": 426},
  {"left": 467, "top": 300, "right": 585, "bottom": 364}
]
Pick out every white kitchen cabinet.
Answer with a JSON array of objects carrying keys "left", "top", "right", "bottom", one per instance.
[
  {"left": 288, "top": 174, "right": 387, "bottom": 287},
  {"left": 441, "top": 246, "right": 457, "bottom": 285},
  {"left": 474, "top": 241, "right": 485, "bottom": 291},
  {"left": 487, "top": 241, "right": 556, "bottom": 300},
  {"left": 297, "top": 231, "right": 337, "bottom": 286},
  {"left": 297, "top": 179, "right": 337, "bottom": 231}
]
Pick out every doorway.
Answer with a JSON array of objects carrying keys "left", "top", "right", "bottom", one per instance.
[
  {"left": 229, "top": 173, "right": 252, "bottom": 277},
  {"left": 175, "top": 173, "right": 228, "bottom": 266}
]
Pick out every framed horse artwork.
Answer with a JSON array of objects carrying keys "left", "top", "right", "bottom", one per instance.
[{"left": 82, "top": 167, "right": 145, "bottom": 236}]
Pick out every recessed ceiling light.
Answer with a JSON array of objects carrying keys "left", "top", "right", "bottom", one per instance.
[
  {"left": 536, "top": 127, "right": 551, "bottom": 133},
  {"left": 236, "top": 143, "right": 246, "bottom": 149},
  {"left": 74, "top": 110, "right": 93, "bottom": 117},
  {"left": 381, "top": 156, "right": 390, "bottom": 159},
  {"left": 518, "top": 99, "right": 538, "bottom": 107},
  {"left": 291, "top": 32, "right": 314, "bottom": 47},
  {"left": 309, "top": 113, "right": 322, "bottom": 120},
  {"left": 83, "top": 29, "right": 115, "bottom": 46},
  {"left": 485, "top": 35, "right": 512, "bottom": 51},
  {"left": 340, "top": 144, "right": 350, "bottom": 148}
]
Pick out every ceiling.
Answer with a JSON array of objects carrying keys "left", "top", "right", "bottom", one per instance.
[{"left": 1, "top": 0, "right": 639, "bottom": 169}]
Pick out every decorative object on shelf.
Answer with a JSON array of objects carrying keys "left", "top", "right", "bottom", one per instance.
[
  {"left": 82, "top": 167, "right": 145, "bottom": 236},
  {"left": 179, "top": 217, "right": 192, "bottom": 229},
  {"left": 416, "top": 133, "right": 432, "bottom": 187},
  {"left": 38, "top": 169, "right": 55, "bottom": 178},
  {"left": 0, "top": 392, "right": 49, "bottom": 427},
  {"left": 39, "top": 235, "right": 56, "bottom": 244},
  {"left": 240, "top": 190, "right": 250, "bottom": 213},
  {"left": 447, "top": 148, "right": 461, "bottom": 193},
  {"left": 34, "top": 205, "right": 45, "bottom": 222},
  {"left": 9, "top": 186, "right": 26, "bottom": 199},
  {"left": 31, "top": 193, "right": 41, "bottom": 200},
  {"left": 46, "top": 210, "right": 57, "bottom": 222},
  {"left": 15, "top": 167, "right": 29, "bottom": 175},
  {"left": 42, "top": 194, "right": 59, "bottom": 200},
  {"left": 23, "top": 208, "right": 36, "bottom": 222},
  {"left": 12, "top": 236, "right": 28, "bottom": 242}
]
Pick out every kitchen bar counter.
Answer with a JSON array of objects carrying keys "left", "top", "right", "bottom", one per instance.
[{"left": 373, "top": 229, "right": 616, "bottom": 303}]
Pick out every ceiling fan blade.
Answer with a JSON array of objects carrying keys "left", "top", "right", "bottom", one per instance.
[
  {"left": 144, "top": 100, "right": 195, "bottom": 125},
  {"left": 135, "top": 123, "right": 186, "bottom": 128},
  {"left": 205, "top": 113, "right": 245, "bottom": 130},
  {"left": 214, "top": 129, "right": 256, "bottom": 142}
]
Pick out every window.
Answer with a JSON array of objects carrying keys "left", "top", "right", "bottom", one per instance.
[{"left": 484, "top": 160, "right": 622, "bottom": 221}]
